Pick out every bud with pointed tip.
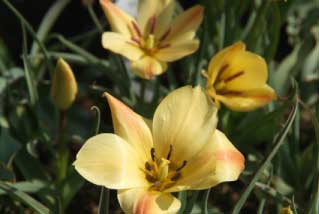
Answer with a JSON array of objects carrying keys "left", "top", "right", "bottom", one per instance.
[{"left": 51, "top": 58, "right": 78, "bottom": 110}]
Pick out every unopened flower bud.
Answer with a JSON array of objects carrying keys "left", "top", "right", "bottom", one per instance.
[
  {"left": 281, "top": 206, "right": 293, "bottom": 214},
  {"left": 51, "top": 58, "right": 77, "bottom": 110}
]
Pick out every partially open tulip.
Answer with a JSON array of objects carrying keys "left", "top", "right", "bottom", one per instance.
[
  {"left": 51, "top": 58, "right": 77, "bottom": 110},
  {"left": 74, "top": 86, "right": 245, "bottom": 214},
  {"left": 100, "top": 0, "right": 203, "bottom": 79},
  {"left": 203, "top": 42, "right": 276, "bottom": 112}
]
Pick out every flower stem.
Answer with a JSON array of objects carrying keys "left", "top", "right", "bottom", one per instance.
[
  {"left": 87, "top": 3, "right": 103, "bottom": 33},
  {"left": 57, "top": 110, "right": 68, "bottom": 182}
]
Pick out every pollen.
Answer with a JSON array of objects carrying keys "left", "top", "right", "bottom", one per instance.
[{"left": 143, "top": 146, "right": 188, "bottom": 191}]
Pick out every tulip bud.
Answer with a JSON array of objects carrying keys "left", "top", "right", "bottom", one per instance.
[
  {"left": 280, "top": 206, "right": 293, "bottom": 214},
  {"left": 51, "top": 58, "right": 78, "bottom": 110}
]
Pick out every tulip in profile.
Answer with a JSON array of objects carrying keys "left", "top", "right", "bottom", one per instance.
[
  {"left": 51, "top": 58, "right": 78, "bottom": 110},
  {"left": 203, "top": 42, "right": 276, "bottom": 112},
  {"left": 100, "top": 0, "right": 203, "bottom": 79},
  {"left": 74, "top": 86, "right": 244, "bottom": 214}
]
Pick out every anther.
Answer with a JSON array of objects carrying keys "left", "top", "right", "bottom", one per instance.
[
  {"left": 176, "top": 160, "right": 187, "bottom": 172},
  {"left": 224, "top": 70, "right": 245, "bottom": 82},
  {"left": 171, "top": 172, "right": 181, "bottom": 181},
  {"left": 149, "top": 16, "right": 156, "bottom": 34},
  {"left": 157, "top": 44, "right": 171, "bottom": 49},
  {"left": 219, "top": 64, "right": 229, "bottom": 74},
  {"left": 159, "top": 28, "right": 171, "bottom": 41},
  {"left": 167, "top": 144, "right": 173, "bottom": 160},
  {"left": 131, "top": 37, "right": 141, "bottom": 45},
  {"left": 151, "top": 148, "right": 155, "bottom": 161},
  {"left": 145, "top": 162, "right": 152, "bottom": 171},
  {"left": 131, "top": 21, "right": 142, "bottom": 38}
]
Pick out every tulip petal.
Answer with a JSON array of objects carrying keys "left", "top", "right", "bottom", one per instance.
[
  {"left": 131, "top": 56, "right": 167, "bottom": 79},
  {"left": 102, "top": 32, "right": 144, "bottom": 61},
  {"left": 216, "top": 84, "right": 277, "bottom": 111},
  {"left": 104, "top": 93, "right": 153, "bottom": 162},
  {"left": 206, "top": 42, "right": 245, "bottom": 86},
  {"left": 118, "top": 189, "right": 181, "bottom": 214},
  {"left": 155, "top": 40, "right": 199, "bottom": 62},
  {"left": 152, "top": 86, "right": 218, "bottom": 164},
  {"left": 170, "top": 130, "right": 244, "bottom": 191},
  {"left": 137, "top": 0, "right": 174, "bottom": 37},
  {"left": 73, "top": 134, "right": 147, "bottom": 189},
  {"left": 165, "top": 5, "right": 204, "bottom": 43},
  {"left": 217, "top": 49, "right": 268, "bottom": 91},
  {"left": 100, "top": 0, "right": 135, "bottom": 35}
]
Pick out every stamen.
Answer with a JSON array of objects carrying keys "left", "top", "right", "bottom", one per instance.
[
  {"left": 159, "top": 28, "right": 171, "bottom": 42},
  {"left": 167, "top": 145, "right": 173, "bottom": 160},
  {"left": 157, "top": 44, "right": 171, "bottom": 49},
  {"left": 176, "top": 160, "right": 187, "bottom": 172},
  {"left": 145, "top": 162, "right": 152, "bottom": 171},
  {"left": 220, "top": 90, "right": 242, "bottom": 96},
  {"left": 151, "top": 148, "right": 155, "bottom": 161},
  {"left": 131, "top": 37, "right": 141, "bottom": 45},
  {"left": 218, "top": 64, "right": 229, "bottom": 78},
  {"left": 171, "top": 173, "right": 181, "bottom": 181},
  {"left": 224, "top": 70, "right": 245, "bottom": 82},
  {"left": 131, "top": 21, "right": 142, "bottom": 38},
  {"left": 149, "top": 16, "right": 156, "bottom": 34}
]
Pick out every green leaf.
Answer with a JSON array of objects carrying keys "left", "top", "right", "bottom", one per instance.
[
  {"left": 0, "top": 128, "right": 21, "bottom": 164},
  {"left": 0, "top": 181, "right": 50, "bottom": 214},
  {"left": 59, "top": 167, "right": 85, "bottom": 209},
  {"left": 231, "top": 81, "right": 299, "bottom": 214},
  {"left": 0, "top": 180, "right": 46, "bottom": 195}
]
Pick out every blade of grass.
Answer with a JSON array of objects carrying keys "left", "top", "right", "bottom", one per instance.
[
  {"left": 2, "top": 0, "right": 53, "bottom": 71},
  {"left": 231, "top": 81, "right": 299, "bottom": 214},
  {"left": 202, "top": 189, "right": 211, "bottom": 214},
  {"left": 87, "top": 3, "right": 103, "bottom": 33},
  {"left": 184, "top": 190, "right": 199, "bottom": 213},
  {"left": 21, "top": 23, "right": 39, "bottom": 106},
  {"left": 30, "top": 0, "right": 71, "bottom": 58},
  {"left": 91, "top": 106, "right": 110, "bottom": 214},
  {"left": 0, "top": 181, "right": 50, "bottom": 214},
  {"left": 178, "top": 191, "right": 187, "bottom": 214},
  {"left": 300, "top": 102, "right": 319, "bottom": 214}
]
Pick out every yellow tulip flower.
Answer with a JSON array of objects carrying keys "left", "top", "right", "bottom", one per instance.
[
  {"left": 74, "top": 86, "right": 245, "bottom": 214},
  {"left": 100, "top": 0, "right": 203, "bottom": 79},
  {"left": 203, "top": 42, "right": 276, "bottom": 112}
]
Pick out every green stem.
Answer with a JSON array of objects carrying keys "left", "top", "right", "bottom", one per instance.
[
  {"left": 202, "top": 189, "right": 211, "bottom": 214},
  {"left": 2, "top": 0, "right": 53, "bottom": 71},
  {"left": 30, "top": 0, "right": 71, "bottom": 58},
  {"left": 231, "top": 86, "right": 298, "bottom": 214},
  {"left": 87, "top": 4, "right": 103, "bottom": 33},
  {"left": 90, "top": 106, "right": 111, "bottom": 214},
  {"left": 57, "top": 110, "right": 68, "bottom": 182},
  {"left": 192, "top": 15, "right": 207, "bottom": 85},
  {"left": 140, "top": 80, "right": 146, "bottom": 102},
  {"left": 184, "top": 190, "right": 199, "bottom": 213}
]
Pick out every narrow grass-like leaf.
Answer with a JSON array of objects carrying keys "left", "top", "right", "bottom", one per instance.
[
  {"left": 231, "top": 81, "right": 299, "bottom": 214},
  {"left": 0, "top": 181, "right": 50, "bottom": 214},
  {"left": 21, "top": 23, "right": 39, "bottom": 106},
  {"left": 87, "top": 3, "right": 103, "bottom": 33},
  {"left": 184, "top": 191, "right": 199, "bottom": 214},
  {"left": 98, "top": 187, "right": 110, "bottom": 214},
  {"left": 178, "top": 191, "right": 187, "bottom": 214},
  {"left": 30, "top": 0, "right": 71, "bottom": 57},
  {"left": 2, "top": 0, "right": 53, "bottom": 70},
  {"left": 201, "top": 189, "right": 211, "bottom": 214}
]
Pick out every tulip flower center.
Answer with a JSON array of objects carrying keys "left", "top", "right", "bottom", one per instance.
[
  {"left": 212, "top": 64, "right": 245, "bottom": 95},
  {"left": 130, "top": 17, "right": 171, "bottom": 56},
  {"left": 144, "top": 145, "right": 187, "bottom": 191}
]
